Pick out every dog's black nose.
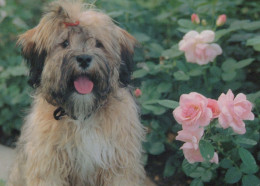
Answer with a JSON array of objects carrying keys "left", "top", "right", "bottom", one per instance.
[{"left": 76, "top": 55, "right": 92, "bottom": 69}]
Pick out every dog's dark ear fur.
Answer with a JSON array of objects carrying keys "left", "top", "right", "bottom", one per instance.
[
  {"left": 118, "top": 29, "right": 138, "bottom": 87},
  {"left": 18, "top": 28, "right": 47, "bottom": 88}
]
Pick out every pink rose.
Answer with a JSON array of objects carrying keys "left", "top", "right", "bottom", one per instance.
[
  {"left": 182, "top": 148, "right": 204, "bottom": 163},
  {"left": 173, "top": 92, "right": 212, "bottom": 130},
  {"left": 179, "top": 30, "right": 222, "bottom": 65},
  {"left": 176, "top": 128, "right": 204, "bottom": 150},
  {"left": 176, "top": 129, "right": 219, "bottom": 164},
  {"left": 207, "top": 99, "right": 220, "bottom": 119},
  {"left": 217, "top": 90, "right": 254, "bottom": 134},
  {"left": 191, "top": 13, "right": 200, "bottom": 24},
  {"left": 216, "top": 14, "right": 227, "bottom": 26}
]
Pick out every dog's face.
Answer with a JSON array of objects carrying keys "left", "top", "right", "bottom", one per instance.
[{"left": 18, "top": 1, "right": 136, "bottom": 119}]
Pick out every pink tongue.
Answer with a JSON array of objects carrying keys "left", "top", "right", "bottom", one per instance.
[{"left": 73, "top": 77, "right": 94, "bottom": 94}]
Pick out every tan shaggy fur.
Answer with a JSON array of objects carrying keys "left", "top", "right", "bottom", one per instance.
[{"left": 8, "top": 0, "right": 147, "bottom": 185}]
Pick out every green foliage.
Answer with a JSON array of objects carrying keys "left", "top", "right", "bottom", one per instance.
[
  {"left": 0, "top": 179, "right": 5, "bottom": 186},
  {"left": 0, "top": 0, "right": 259, "bottom": 185}
]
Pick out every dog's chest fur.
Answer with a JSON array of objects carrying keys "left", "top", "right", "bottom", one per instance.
[{"left": 19, "top": 89, "right": 143, "bottom": 185}]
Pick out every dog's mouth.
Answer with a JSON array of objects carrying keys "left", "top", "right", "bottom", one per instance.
[{"left": 73, "top": 75, "right": 94, "bottom": 95}]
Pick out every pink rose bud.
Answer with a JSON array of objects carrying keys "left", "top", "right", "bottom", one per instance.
[
  {"left": 191, "top": 13, "right": 200, "bottom": 24},
  {"left": 216, "top": 14, "right": 227, "bottom": 26},
  {"left": 134, "top": 88, "right": 142, "bottom": 97}
]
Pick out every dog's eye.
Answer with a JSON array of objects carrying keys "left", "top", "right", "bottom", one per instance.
[
  {"left": 96, "top": 40, "right": 103, "bottom": 48},
  {"left": 61, "top": 40, "right": 69, "bottom": 48}
]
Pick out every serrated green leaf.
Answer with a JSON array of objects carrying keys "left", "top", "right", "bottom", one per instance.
[
  {"left": 157, "top": 100, "right": 179, "bottom": 109},
  {"left": 238, "top": 148, "right": 258, "bottom": 173},
  {"left": 242, "top": 175, "right": 260, "bottom": 186},
  {"left": 199, "top": 140, "right": 214, "bottom": 161},
  {"left": 225, "top": 167, "right": 242, "bottom": 184}
]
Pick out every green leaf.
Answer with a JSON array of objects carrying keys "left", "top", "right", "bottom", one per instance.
[
  {"left": 238, "top": 148, "right": 258, "bottom": 173},
  {"left": 162, "top": 45, "right": 183, "bottom": 59},
  {"left": 253, "top": 44, "right": 260, "bottom": 51},
  {"left": 222, "top": 71, "right": 236, "bottom": 81},
  {"left": 142, "top": 104, "right": 166, "bottom": 115},
  {"left": 148, "top": 142, "right": 165, "bottom": 155},
  {"left": 190, "top": 178, "right": 204, "bottom": 186},
  {"left": 190, "top": 167, "right": 205, "bottom": 178},
  {"left": 224, "top": 167, "right": 242, "bottom": 184},
  {"left": 156, "top": 82, "right": 172, "bottom": 93},
  {"left": 220, "top": 158, "right": 233, "bottom": 169},
  {"left": 133, "top": 32, "right": 150, "bottom": 43},
  {"left": 178, "top": 19, "right": 194, "bottom": 29},
  {"left": 174, "top": 71, "right": 190, "bottom": 81},
  {"left": 242, "top": 21, "right": 260, "bottom": 30},
  {"left": 199, "top": 140, "right": 214, "bottom": 161},
  {"left": 234, "top": 58, "right": 254, "bottom": 69},
  {"left": 188, "top": 68, "right": 203, "bottom": 76},
  {"left": 246, "top": 36, "right": 260, "bottom": 46},
  {"left": 242, "top": 175, "right": 260, "bottom": 186},
  {"left": 157, "top": 100, "right": 179, "bottom": 109},
  {"left": 201, "top": 170, "right": 212, "bottom": 182},
  {"left": 0, "top": 180, "right": 5, "bottom": 186},
  {"left": 247, "top": 91, "right": 260, "bottom": 103},
  {"left": 240, "top": 163, "right": 258, "bottom": 174},
  {"left": 132, "top": 69, "right": 148, "bottom": 78},
  {"left": 182, "top": 159, "right": 198, "bottom": 176},
  {"left": 163, "top": 158, "right": 176, "bottom": 177},
  {"left": 235, "top": 137, "right": 257, "bottom": 146},
  {"left": 221, "top": 59, "right": 236, "bottom": 72}
]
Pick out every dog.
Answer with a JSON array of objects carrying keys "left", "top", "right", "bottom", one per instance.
[{"left": 8, "top": 0, "right": 146, "bottom": 185}]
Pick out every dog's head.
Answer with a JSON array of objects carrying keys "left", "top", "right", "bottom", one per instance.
[{"left": 18, "top": 0, "right": 137, "bottom": 119}]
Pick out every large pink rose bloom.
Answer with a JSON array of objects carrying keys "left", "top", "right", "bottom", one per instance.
[
  {"left": 218, "top": 90, "right": 254, "bottom": 134},
  {"left": 179, "top": 30, "right": 222, "bottom": 65},
  {"left": 173, "top": 92, "right": 212, "bottom": 130}
]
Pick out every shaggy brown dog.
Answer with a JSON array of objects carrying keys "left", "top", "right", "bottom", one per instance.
[{"left": 8, "top": 1, "right": 145, "bottom": 185}]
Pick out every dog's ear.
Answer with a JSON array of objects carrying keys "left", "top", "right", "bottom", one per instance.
[
  {"left": 118, "top": 28, "right": 138, "bottom": 87},
  {"left": 18, "top": 28, "right": 47, "bottom": 88}
]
